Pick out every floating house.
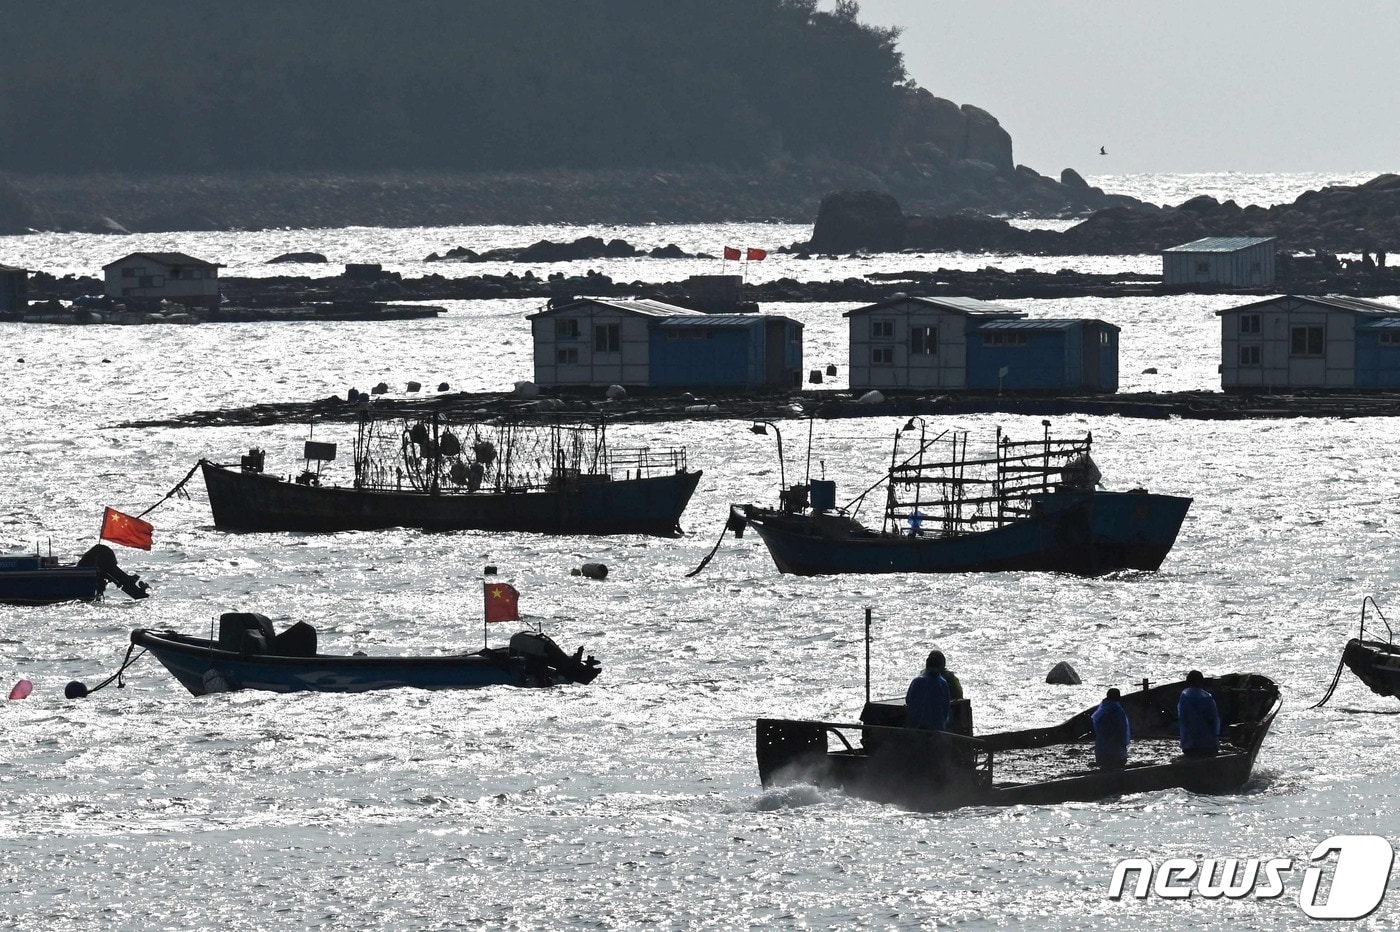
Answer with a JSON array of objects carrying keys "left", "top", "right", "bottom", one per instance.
[
  {"left": 1163, "top": 236, "right": 1276, "bottom": 287},
  {"left": 967, "top": 318, "right": 1120, "bottom": 392},
  {"left": 1217, "top": 294, "right": 1400, "bottom": 391},
  {"left": 844, "top": 295, "right": 1024, "bottom": 390},
  {"left": 102, "top": 252, "right": 223, "bottom": 310},
  {"left": 0, "top": 263, "right": 27, "bottom": 315},
  {"left": 528, "top": 297, "right": 802, "bottom": 388}
]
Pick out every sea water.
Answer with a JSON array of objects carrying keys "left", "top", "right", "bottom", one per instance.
[{"left": 1, "top": 172, "right": 1399, "bottom": 929}]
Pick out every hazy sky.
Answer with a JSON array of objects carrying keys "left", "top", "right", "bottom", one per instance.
[{"left": 853, "top": 0, "right": 1399, "bottom": 175}]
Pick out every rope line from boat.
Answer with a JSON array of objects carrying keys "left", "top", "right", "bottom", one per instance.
[
  {"left": 685, "top": 506, "right": 745, "bottom": 578},
  {"left": 69, "top": 641, "right": 149, "bottom": 699},
  {"left": 136, "top": 460, "right": 206, "bottom": 519},
  {"left": 1313, "top": 595, "right": 1391, "bottom": 709},
  {"left": 1312, "top": 653, "right": 1347, "bottom": 709}
]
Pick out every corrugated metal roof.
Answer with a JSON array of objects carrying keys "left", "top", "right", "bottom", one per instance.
[
  {"left": 1215, "top": 295, "right": 1400, "bottom": 317},
  {"left": 974, "top": 317, "right": 1118, "bottom": 332},
  {"left": 1354, "top": 316, "right": 1400, "bottom": 329},
  {"left": 661, "top": 314, "right": 769, "bottom": 328},
  {"left": 529, "top": 298, "right": 706, "bottom": 319},
  {"left": 101, "top": 251, "right": 222, "bottom": 268},
  {"left": 1163, "top": 236, "right": 1276, "bottom": 253},
  {"left": 843, "top": 295, "right": 1024, "bottom": 318},
  {"left": 0, "top": 263, "right": 27, "bottom": 273}
]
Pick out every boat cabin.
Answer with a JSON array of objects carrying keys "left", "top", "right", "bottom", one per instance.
[
  {"left": 1217, "top": 294, "right": 1400, "bottom": 391},
  {"left": 102, "top": 251, "right": 223, "bottom": 310},
  {"left": 1163, "top": 236, "right": 1276, "bottom": 287}
]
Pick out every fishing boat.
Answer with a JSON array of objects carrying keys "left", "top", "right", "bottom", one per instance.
[
  {"left": 0, "top": 544, "right": 150, "bottom": 605},
  {"left": 131, "top": 612, "right": 601, "bottom": 696},
  {"left": 1315, "top": 596, "right": 1400, "bottom": 706},
  {"left": 198, "top": 413, "right": 701, "bottom": 535},
  {"left": 757, "top": 673, "right": 1280, "bottom": 811},
  {"left": 733, "top": 420, "right": 1191, "bottom": 576}
]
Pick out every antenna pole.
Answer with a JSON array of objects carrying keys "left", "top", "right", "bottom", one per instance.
[{"left": 864, "top": 607, "right": 872, "bottom": 705}]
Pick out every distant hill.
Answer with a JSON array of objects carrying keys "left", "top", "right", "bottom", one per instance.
[
  {"left": 0, "top": 1, "right": 1135, "bottom": 231},
  {"left": 1, "top": 1, "right": 907, "bottom": 174}
]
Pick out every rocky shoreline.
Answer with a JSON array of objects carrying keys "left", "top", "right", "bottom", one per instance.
[{"left": 114, "top": 386, "right": 1400, "bottom": 432}]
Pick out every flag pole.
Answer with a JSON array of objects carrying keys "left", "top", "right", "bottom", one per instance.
[{"left": 864, "top": 606, "right": 872, "bottom": 705}]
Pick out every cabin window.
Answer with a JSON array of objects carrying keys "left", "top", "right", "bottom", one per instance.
[
  {"left": 170, "top": 268, "right": 183, "bottom": 279},
  {"left": 1380, "top": 332, "right": 1400, "bottom": 345},
  {"left": 872, "top": 320, "right": 894, "bottom": 339},
  {"left": 556, "top": 348, "right": 579, "bottom": 365},
  {"left": 1239, "top": 314, "right": 1261, "bottom": 334},
  {"left": 1195, "top": 261, "right": 1210, "bottom": 275},
  {"left": 594, "top": 323, "right": 620, "bottom": 353},
  {"left": 910, "top": 326, "right": 936, "bottom": 355},
  {"left": 983, "top": 332, "right": 1027, "bottom": 347},
  {"left": 555, "top": 319, "right": 579, "bottom": 340},
  {"left": 872, "top": 347, "right": 895, "bottom": 365},
  {"left": 1290, "top": 325, "right": 1324, "bottom": 357},
  {"left": 1239, "top": 344, "right": 1261, "bottom": 366},
  {"left": 1099, "top": 332, "right": 1111, "bottom": 345}
]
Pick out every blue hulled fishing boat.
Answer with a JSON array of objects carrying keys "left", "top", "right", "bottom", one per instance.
[
  {"left": 0, "top": 544, "right": 150, "bottom": 605},
  {"left": 132, "top": 612, "right": 600, "bottom": 696},
  {"left": 733, "top": 421, "right": 1190, "bottom": 576}
]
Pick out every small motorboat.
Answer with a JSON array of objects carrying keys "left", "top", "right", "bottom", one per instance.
[
  {"left": 757, "top": 673, "right": 1280, "bottom": 811},
  {"left": 1315, "top": 596, "right": 1400, "bottom": 706},
  {"left": 131, "top": 612, "right": 600, "bottom": 696},
  {"left": 0, "top": 543, "right": 150, "bottom": 606}
]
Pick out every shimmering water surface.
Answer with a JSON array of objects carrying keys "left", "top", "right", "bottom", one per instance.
[{"left": 3, "top": 173, "right": 1400, "bottom": 929}]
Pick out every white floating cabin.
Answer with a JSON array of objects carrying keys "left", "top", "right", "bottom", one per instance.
[
  {"left": 102, "top": 252, "right": 223, "bottom": 310},
  {"left": 1163, "top": 236, "right": 1276, "bottom": 287}
]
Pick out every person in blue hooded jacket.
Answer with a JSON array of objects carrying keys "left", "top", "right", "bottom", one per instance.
[
  {"left": 905, "top": 650, "right": 951, "bottom": 730},
  {"left": 1091, "top": 687, "right": 1131, "bottom": 769},
  {"left": 1178, "top": 670, "right": 1221, "bottom": 756}
]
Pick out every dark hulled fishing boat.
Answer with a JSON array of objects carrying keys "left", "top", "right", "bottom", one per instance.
[
  {"left": 0, "top": 544, "right": 150, "bottom": 605},
  {"left": 734, "top": 421, "right": 1190, "bottom": 576},
  {"left": 1316, "top": 597, "right": 1400, "bottom": 706},
  {"left": 757, "top": 673, "right": 1280, "bottom": 811},
  {"left": 200, "top": 414, "right": 701, "bottom": 535},
  {"left": 133, "top": 612, "right": 601, "bottom": 696}
]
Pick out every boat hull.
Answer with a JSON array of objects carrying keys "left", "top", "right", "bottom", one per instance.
[
  {"left": 756, "top": 674, "right": 1279, "bottom": 812},
  {"left": 201, "top": 460, "right": 702, "bottom": 535},
  {"left": 132, "top": 627, "right": 598, "bottom": 696},
  {"left": 0, "top": 567, "right": 105, "bottom": 605},
  {"left": 744, "top": 490, "right": 1191, "bottom": 576},
  {"left": 1341, "top": 638, "right": 1400, "bottom": 698}
]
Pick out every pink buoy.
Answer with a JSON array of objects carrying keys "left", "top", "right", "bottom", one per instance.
[{"left": 9, "top": 679, "right": 34, "bottom": 700}]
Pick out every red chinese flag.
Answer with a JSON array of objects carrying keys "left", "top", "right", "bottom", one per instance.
[
  {"left": 722, "top": 246, "right": 741, "bottom": 260},
  {"left": 483, "top": 581, "right": 520, "bottom": 623},
  {"left": 745, "top": 247, "right": 768, "bottom": 261},
  {"left": 100, "top": 507, "right": 153, "bottom": 550}
]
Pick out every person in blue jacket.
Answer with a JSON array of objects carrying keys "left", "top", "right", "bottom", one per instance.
[
  {"left": 1091, "top": 687, "right": 1131, "bottom": 769},
  {"left": 905, "top": 650, "right": 951, "bottom": 730},
  {"left": 1178, "top": 670, "right": 1221, "bottom": 756}
]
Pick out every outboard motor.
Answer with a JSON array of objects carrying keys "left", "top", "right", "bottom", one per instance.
[{"left": 77, "top": 544, "right": 151, "bottom": 600}]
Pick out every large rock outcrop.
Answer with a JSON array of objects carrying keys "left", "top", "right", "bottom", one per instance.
[{"left": 800, "top": 174, "right": 1400, "bottom": 257}]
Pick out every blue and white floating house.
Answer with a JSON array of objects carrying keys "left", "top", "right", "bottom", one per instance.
[
  {"left": 1216, "top": 294, "right": 1400, "bottom": 391},
  {"left": 528, "top": 297, "right": 802, "bottom": 388}
]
